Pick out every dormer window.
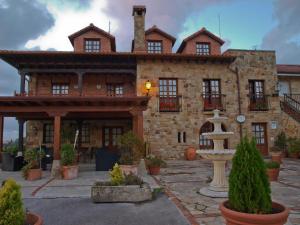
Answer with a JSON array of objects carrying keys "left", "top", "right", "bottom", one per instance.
[
  {"left": 147, "top": 41, "right": 162, "bottom": 53},
  {"left": 196, "top": 42, "right": 210, "bottom": 55},
  {"left": 85, "top": 39, "right": 100, "bottom": 52}
]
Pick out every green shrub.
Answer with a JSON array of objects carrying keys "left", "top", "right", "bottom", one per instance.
[
  {"left": 228, "top": 136, "right": 272, "bottom": 214},
  {"left": 109, "top": 163, "right": 124, "bottom": 186},
  {"left": 146, "top": 154, "right": 166, "bottom": 167},
  {"left": 287, "top": 138, "right": 300, "bottom": 153},
  {"left": 22, "top": 148, "right": 45, "bottom": 178},
  {"left": 274, "top": 132, "right": 287, "bottom": 151},
  {"left": 265, "top": 161, "right": 280, "bottom": 169},
  {"left": 0, "top": 179, "right": 25, "bottom": 225},
  {"left": 61, "top": 144, "right": 76, "bottom": 166},
  {"left": 124, "top": 172, "right": 144, "bottom": 186},
  {"left": 3, "top": 144, "right": 18, "bottom": 156}
]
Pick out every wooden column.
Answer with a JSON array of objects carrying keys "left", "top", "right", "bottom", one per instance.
[
  {"left": 132, "top": 111, "right": 144, "bottom": 140},
  {"left": 53, "top": 115, "right": 61, "bottom": 160},
  {"left": 19, "top": 71, "right": 26, "bottom": 95},
  {"left": 77, "top": 72, "right": 84, "bottom": 96},
  {"left": 18, "top": 119, "right": 25, "bottom": 153},
  {"left": 0, "top": 115, "right": 3, "bottom": 161}
]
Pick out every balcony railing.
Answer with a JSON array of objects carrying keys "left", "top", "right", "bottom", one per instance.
[
  {"left": 158, "top": 95, "right": 182, "bottom": 112},
  {"left": 249, "top": 94, "right": 269, "bottom": 111},
  {"left": 202, "top": 93, "right": 225, "bottom": 111}
]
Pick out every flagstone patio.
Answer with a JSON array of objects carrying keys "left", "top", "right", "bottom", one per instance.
[{"left": 155, "top": 159, "right": 300, "bottom": 225}]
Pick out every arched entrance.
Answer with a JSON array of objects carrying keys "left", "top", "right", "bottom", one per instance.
[{"left": 199, "top": 122, "right": 228, "bottom": 149}]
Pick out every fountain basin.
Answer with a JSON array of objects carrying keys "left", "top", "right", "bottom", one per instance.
[
  {"left": 197, "top": 149, "right": 236, "bottom": 161},
  {"left": 202, "top": 132, "right": 234, "bottom": 140}
]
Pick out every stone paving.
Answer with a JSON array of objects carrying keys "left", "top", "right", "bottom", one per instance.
[{"left": 155, "top": 158, "right": 300, "bottom": 225}]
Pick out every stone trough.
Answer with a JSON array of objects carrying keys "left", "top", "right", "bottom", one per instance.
[{"left": 91, "top": 182, "right": 152, "bottom": 203}]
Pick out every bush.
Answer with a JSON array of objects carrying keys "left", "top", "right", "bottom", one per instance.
[
  {"left": 228, "top": 136, "right": 272, "bottom": 214},
  {"left": 274, "top": 132, "right": 287, "bottom": 151},
  {"left": 146, "top": 154, "right": 166, "bottom": 167},
  {"left": 3, "top": 144, "right": 18, "bottom": 156},
  {"left": 0, "top": 179, "right": 25, "bottom": 225},
  {"left": 287, "top": 138, "right": 300, "bottom": 153},
  {"left": 22, "top": 148, "right": 45, "bottom": 178},
  {"left": 61, "top": 144, "right": 76, "bottom": 166},
  {"left": 124, "top": 172, "right": 144, "bottom": 186},
  {"left": 265, "top": 161, "right": 280, "bottom": 169},
  {"left": 109, "top": 163, "right": 124, "bottom": 186}
]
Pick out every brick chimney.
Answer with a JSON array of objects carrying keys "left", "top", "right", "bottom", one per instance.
[{"left": 132, "top": 5, "right": 146, "bottom": 52}]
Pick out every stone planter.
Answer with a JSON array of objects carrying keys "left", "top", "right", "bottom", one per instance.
[
  {"left": 148, "top": 166, "right": 160, "bottom": 175},
  {"left": 62, "top": 165, "right": 78, "bottom": 180},
  {"left": 91, "top": 182, "right": 152, "bottom": 203},
  {"left": 26, "top": 212, "right": 43, "bottom": 225},
  {"left": 120, "top": 164, "right": 137, "bottom": 175},
  {"left": 184, "top": 146, "right": 196, "bottom": 160},
  {"left": 1, "top": 152, "right": 15, "bottom": 171},
  {"left": 267, "top": 168, "right": 279, "bottom": 182},
  {"left": 27, "top": 169, "right": 42, "bottom": 181},
  {"left": 270, "top": 152, "right": 282, "bottom": 164},
  {"left": 220, "top": 200, "right": 289, "bottom": 225}
]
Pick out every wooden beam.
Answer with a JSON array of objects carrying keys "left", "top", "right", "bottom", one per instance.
[
  {"left": 53, "top": 115, "right": 61, "bottom": 160},
  {"left": 23, "top": 68, "right": 136, "bottom": 75},
  {"left": 132, "top": 111, "right": 144, "bottom": 140},
  {"left": 19, "top": 71, "right": 26, "bottom": 94},
  {"left": 0, "top": 115, "right": 3, "bottom": 161}
]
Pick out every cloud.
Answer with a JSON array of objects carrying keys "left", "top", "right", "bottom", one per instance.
[
  {"left": 261, "top": 0, "right": 300, "bottom": 64},
  {"left": 0, "top": 0, "right": 54, "bottom": 49}
]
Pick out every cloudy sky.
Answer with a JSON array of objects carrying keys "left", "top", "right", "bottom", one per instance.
[{"left": 0, "top": 0, "right": 300, "bottom": 141}]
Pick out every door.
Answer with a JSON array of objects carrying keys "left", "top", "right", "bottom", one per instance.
[
  {"left": 203, "top": 79, "right": 222, "bottom": 110},
  {"left": 278, "top": 81, "right": 290, "bottom": 97},
  {"left": 252, "top": 123, "right": 268, "bottom": 155},
  {"left": 103, "top": 127, "right": 123, "bottom": 152}
]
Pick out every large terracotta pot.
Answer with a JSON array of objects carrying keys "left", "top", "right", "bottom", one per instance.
[
  {"left": 289, "top": 152, "right": 299, "bottom": 159},
  {"left": 184, "top": 146, "right": 196, "bottom": 161},
  {"left": 271, "top": 152, "right": 282, "bottom": 164},
  {"left": 62, "top": 165, "right": 78, "bottom": 180},
  {"left": 120, "top": 165, "right": 137, "bottom": 175},
  {"left": 267, "top": 168, "right": 279, "bottom": 182},
  {"left": 220, "top": 201, "right": 289, "bottom": 225},
  {"left": 27, "top": 169, "right": 42, "bottom": 181},
  {"left": 148, "top": 166, "right": 160, "bottom": 175},
  {"left": 26, "top": 212, "right": 43, "bottom": 225}
]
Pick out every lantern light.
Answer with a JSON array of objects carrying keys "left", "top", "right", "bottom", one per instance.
[{"left": 145, "top": 80, "right": 152, "bottom": 95}]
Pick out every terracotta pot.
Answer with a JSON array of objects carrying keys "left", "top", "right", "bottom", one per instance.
[
  {"left": 148, "top": 166, "right": 160, "bottom": 175},
  {"left": 271, "top": 152, "right": 282, "bottom": 164},
  {"left": 27, "top": 169, "right": 42, "bottom": 181},
  {"left": 184, "top": 147, "right": 196, "bottom": 161},
  {"left": 289, "top": 152, "right": 299, "bottom": 159},
  {"left": 220, "top": 200, "right": 289, "bottom": 225},
  {"left": 267, "top": 168, "right": 280, "bottom": 182},
  {"left": 62, "top": 165, "right": 78, "bottom": 180},
  {"left": 26, "top": 212, "right": 43, "bottom": 225},
  {"left": 120, "top": 165, "right": 138, "bottom": 175}
]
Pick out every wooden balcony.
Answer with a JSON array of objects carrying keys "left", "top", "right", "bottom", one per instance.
[
  {"left": 202, "top": 93, "right": 225, "bottom": 111},
  {"left": 158, "top": 96, "right": 182, "bottom": 112},
  {"left": 249, "top": 94, "right": 269, "bottom": 111}
]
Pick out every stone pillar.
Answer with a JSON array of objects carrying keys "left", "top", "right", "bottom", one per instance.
[
  {"left": 18, "top": 119, "right": 25, "bottom": 154},
  {"left": 132, "top": 5, "right": 146, "bottom": 52},
  {"left": 52, "top": 115, "right": 62, "bottom": 177},
  {"left": 0, "top": 115, "right": 3, "bottom": 161},
  {"left": 209, "top": 160, "right": 228, "bottom": 192}
]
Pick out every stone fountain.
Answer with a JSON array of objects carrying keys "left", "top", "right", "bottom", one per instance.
[{"left": 197, "top": 110, "right": 236, "bottom": 198}]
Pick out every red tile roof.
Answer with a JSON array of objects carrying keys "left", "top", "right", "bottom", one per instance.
[
  {"left": 277, "top": 64, "right": 300, "bottom": 74},
  {"left": 145, "top": 25, "right": 176, "bottom": 46},
  {"left": 177, "top": 27, "right": 224, "bottom": 53},
  {"left": 68, "top": 23, "right": 116, "bottom": 51}
]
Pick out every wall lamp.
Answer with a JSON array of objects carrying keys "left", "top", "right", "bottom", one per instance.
[{"left": 145, "top": 80, "right": 152, "bottom": 96}]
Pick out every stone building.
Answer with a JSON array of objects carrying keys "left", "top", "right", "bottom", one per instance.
[{"left": 0, "top": 5, "right": 298, "bottom": 166}]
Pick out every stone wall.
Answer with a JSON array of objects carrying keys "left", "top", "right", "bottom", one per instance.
[
  {"left": 281, "top": 111, "right": 300, "bottom": 138},
  {"left": 137, "top": 50, "right": 282, "bottom": 159}
]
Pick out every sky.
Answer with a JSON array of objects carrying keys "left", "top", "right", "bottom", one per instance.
[{"left": 0, "top": 0, "right": 300, "bottom": 141}]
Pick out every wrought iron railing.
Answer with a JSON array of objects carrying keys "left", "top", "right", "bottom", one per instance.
[
  {"left": 248, "top": 94, "right": 269, "bottom": 111},
  {"left": 283, "top": 94, "right": 300, "bottom": 112},
  {"left": 158, "top": 95, "right": 182, "bottom": 112},
  {"left": 202, "top": 93, "right": 226, "bottom": 111}
]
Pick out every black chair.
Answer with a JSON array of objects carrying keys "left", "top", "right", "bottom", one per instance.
[
  {"left": 40, "top": 146, "right": 53, "bottom": 171},
  {"left": 95, "top": 147, "right": 119, "bottom": 171}
]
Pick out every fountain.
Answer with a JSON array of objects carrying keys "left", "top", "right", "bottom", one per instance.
[{"left": 197, "top": 109, "right": 236, "bottom": 198}]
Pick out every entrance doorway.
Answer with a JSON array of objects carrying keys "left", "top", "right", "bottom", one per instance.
[
  {"left": 103, "top": 127, "right": 123, "bottom": 152},
  {"left": 252, "top": 123, "right": 268, "bottom": 155}
]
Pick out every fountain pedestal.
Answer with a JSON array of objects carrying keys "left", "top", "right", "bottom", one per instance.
[{"left": 197, "top": 110, "right": 236, "bottom": 198}]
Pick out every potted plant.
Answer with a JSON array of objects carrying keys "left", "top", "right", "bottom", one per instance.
[
  {"left": 184, "top": 146, "right": 197, "bottom": 160},
  {"left": 0, "top": 178, "right": 43, "bottom": 225},
  {"left": 220, "top": 137, "right": 289, "bottom": 225},
  {"left": 1, "top": 144, "right": 18, "bottom": 171},
  {"left": 287, "top": 138, "right": 300, "bottom": 159},
  {"left": 117, "top": 131, "right": 145, "bottom": 175},
  {"left": 61, "top": 143, "right": 78, "bottom": 180},
  {"left": 265, "top": 161, "right": 280, "bottom": 182},
  {"left": 269, "top": 146, "right": 282, "bottom": 164},
  {"left": 145, "top": 154, "right": 166, "bottom": 175},
  {"left": 274, "top": 132, "right": 287, "bottom": 158},
  {"left": 22, "top": 148, "right": 44, "bottom": 181}
]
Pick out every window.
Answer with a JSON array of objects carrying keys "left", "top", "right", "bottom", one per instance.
[
  {"left": 106, "top": 84, "right": 124, "bottom": 96},
  {"left": 43, "top": 124, "right": 53, "bottom": 143},
  {"left": 202, "top": 79, "right": 222, "bottom": 110},
  {"left": 159, "top": 79, "right": 179, "bottom": 112},
  {"left": 81, "top": 124, "right": 90, "bottom": 144},
  {"left": 52, "top": 84, "right": 69, "bottom": 95},
  {"left": 249, "top": 80, "right": 268, "bottom": 111},
  {"left": 196, "top": 43, "right": 210, "bottom": 55},
  {"left": 103, "top": 127, "right": 123, "bottom": 149},
  {"left": 85, "top": 39, "right": 100, "bottom": 52},
  {"left": 147, "top": 41, "right": 162, "bottom": 53}
]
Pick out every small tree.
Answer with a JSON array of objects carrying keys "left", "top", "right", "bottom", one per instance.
[
  {"left": 0, "top": 179, "right": 25, "bottom": 225},
  {"left": 61, "top": 144, "right": 76, "bottom": 166},
  {"left": 228, "top": 137, "right": 272, "bottom": 214}
]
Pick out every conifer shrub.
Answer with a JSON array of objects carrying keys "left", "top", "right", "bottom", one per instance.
[
  {"left": 0, "top": 179, "right": 25, "bottom": 225},
  {"left": 109, "top": 163, "right": 124, "bottom": 186},
  {"left": 228, "top": 136, "right": 272, "bottom": 214}
]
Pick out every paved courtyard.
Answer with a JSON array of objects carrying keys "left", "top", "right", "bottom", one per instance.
[{"left": 156, "top": 159, "right": 300, "bottom": 225}]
